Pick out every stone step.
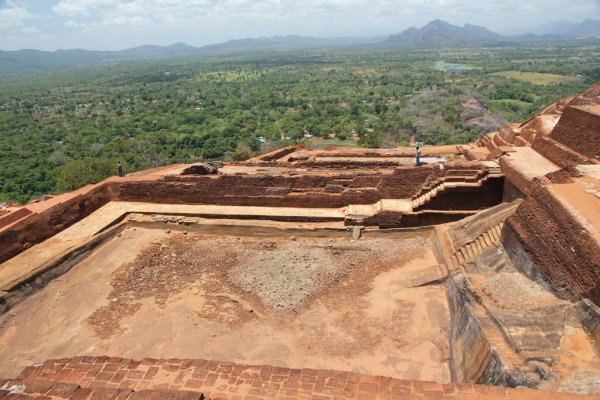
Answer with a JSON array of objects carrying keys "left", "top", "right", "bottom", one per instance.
[
  {"left": 490, "top": 227, "right": 500, "bottom": 243},
  {"left": 466, "top": 244, "right": 475, "bottom": 260},
  {"left": 412, "top": 171, "right": 495, "bottom": 210},
  {"left": 460, "top": 247, "right": 471, "bottom": 262},
  {"left": 495, "top": 224, "right": 503, "bottom": 239},
  {"left": 452, "top": 221, "right": 507, "bottom": 269},
  {"left": 451, "top": 255, "right": 459, "bottom": 271},
  {"left": 474, "top": 238, "right": 484, "bottom": 254},
  {"left": 456, "top": 249, "right": 466, "bottom": 265},
  {"left": 482, "top": 231, "right": 493, "bottom": 247}
]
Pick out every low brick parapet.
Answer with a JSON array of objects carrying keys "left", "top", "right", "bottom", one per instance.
[{"left": 1, "top": 357, "right": 598, "bottom": 400}]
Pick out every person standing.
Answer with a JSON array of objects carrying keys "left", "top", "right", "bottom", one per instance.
[
  {"left": 415, "top": 145, "right": 422, "bottom": 166},
  {"left": 117, "top": 162, "right": 123, "bottom": 177}
]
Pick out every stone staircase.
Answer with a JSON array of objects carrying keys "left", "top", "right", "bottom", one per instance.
[
  {"left": 448, "top": 221, "right": 504, "bottom": 271},
  {"left": 411, "top": 167, "right": 502, "bottom": 210}
]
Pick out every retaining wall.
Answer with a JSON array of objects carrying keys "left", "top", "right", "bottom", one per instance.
[
  {"left": 532, "top": 135, "right": 593, "bottom": 168},
  {"left": 363, "top": 210, "right": 477, "bottom": 229},
  {"left": 0, "top": 164, "right": 497, "bottom": 265},
  {"left": 414, "top": 177, "right": 504, "bottom": 211},
  {"left": 502, "top": 185, "right": 600, "bottom": 306},
  {"left": 0, "top": 208, "right": 33, "bottom": 229},
  {"left": 108, "top": 169, "right": 435, "bottom": 208},
  {"left": 0, "top": 185, "right": 111, "bottom": 265}
]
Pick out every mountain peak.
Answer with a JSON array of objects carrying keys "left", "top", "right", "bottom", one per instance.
[
  {"left": 423, "top": 19, "right": 454, "bottom": 29},
  {"left": 169, "top": 42, "right": 192, "bottom": 48},
  {"left": 385, "top": 19, "right": 501, "bottom": 47}
]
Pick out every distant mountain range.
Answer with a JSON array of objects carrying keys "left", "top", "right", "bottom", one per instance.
[
  {"left": 200, "top": 35, "right": 384, "bottom": 53},
  {"left": 532, "top": 19, "right": 600, "bottom": 38},
  {"left": 1, "top": 19, "right": 599, "bottom": 77},
  {"left": 384, "top": 19, "right": 600, "bottom": 47}
]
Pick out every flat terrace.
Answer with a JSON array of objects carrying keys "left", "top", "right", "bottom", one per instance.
[
  {"left": 248, "top": 145, "right": 463, "bottom": 166},
  {"left": 0, "top": 215, "right": 451, "bottom": 384},
  {"left": 0, "top": 202, "right": 349, "bottom": 294},
  {"left": 2, "top": 203, "right": 598, "bottom": 399},
  {"left": 549, "top": 174, "right": 600, "bottom": 243}
]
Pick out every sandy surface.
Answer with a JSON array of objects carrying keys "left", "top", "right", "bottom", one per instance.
[
  {"left": 502, "top": 147, "right": 560, "bottom": 181},
  {"left": 279, "top": 146, "right": 460, "bottom": 163},
  {"left": 551, "top": 179, "right": 600, "bottom": 233},
  {"left": 0, "top": 226, "right": 451, "bottom": 382}
]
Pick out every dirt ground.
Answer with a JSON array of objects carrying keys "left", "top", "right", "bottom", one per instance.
[{"left": 0, "top": 226, "right": 451, "bottom": 382}]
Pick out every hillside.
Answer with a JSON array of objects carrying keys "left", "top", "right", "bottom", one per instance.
[
  {"left": 384, "top": 20, "right": 503, "bottom": 47},
  {"left": 533, "top": 19, "right": 600, "bottom": 38},
  {"left": 200, "top": 35, "right": 382, "bottom": 54},
  {"left": 0, "top": 43, "right": 201, "bottom": 76},
  {"left": 0, "top": 35, "right": 378, "bottom": 77},
  {"left": 0, "top": 43, "right": 595, "bottom": 204}
]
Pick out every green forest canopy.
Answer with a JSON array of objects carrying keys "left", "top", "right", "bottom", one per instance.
[{"left": 1, "top": 43, "right": 598, "bottom": 203}]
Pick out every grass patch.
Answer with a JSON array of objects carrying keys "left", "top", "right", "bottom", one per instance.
[
  {"left": 490, "top": 99, "right": 532, "bottom": 108},
  {"left": 490, "top": 71, "right": 582, "bottom": 85},
  {"left": 307, "top": 138, "right": 360, "bottom": 149}
]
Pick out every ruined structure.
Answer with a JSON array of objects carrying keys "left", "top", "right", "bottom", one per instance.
[{"left": 0, "top": 84, "right": 599, "bottom": 400}]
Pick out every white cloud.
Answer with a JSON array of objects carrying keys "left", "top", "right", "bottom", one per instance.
[
  {"left": 52, "top": 2, "right": 91, "bottom": 17},
  {"left": 52, "top": 0, "right": 120, "bottom": 17},
  {"left": 0, "top": 1, "right": 30, "bottom": 32},
  {"left": 102, "top": 15, "right": 151, "bottom": 28},
  {"left": 21, "top": 26, "right": 39, "bottom": 33},
  {"left": 2, "top": 0, "right": 597, "bottom": 50},
  {"left": 50, "top": 0, "right": 600, "bottom": 34},
  {"left": 64, "top": 19, "right": 87, "bottom": 29}
]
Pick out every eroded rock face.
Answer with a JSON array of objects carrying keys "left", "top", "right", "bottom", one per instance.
[
  {"left": 447, "top": 274, "right": 508, "bottom": 385},
  {"left": 446, "top": 231, "right": 600, "bottom": 393},
  {"left": 439, "top": 193, "right": 600, "bottom": 394}
]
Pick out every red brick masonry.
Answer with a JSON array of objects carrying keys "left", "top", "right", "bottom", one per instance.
[{"left": 1, "top": 357, "right": 598, "bottom": 400}]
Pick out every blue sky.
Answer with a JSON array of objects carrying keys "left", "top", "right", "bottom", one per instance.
[{"left": 1, "top": 0, "right": 599, "bottom": 51}]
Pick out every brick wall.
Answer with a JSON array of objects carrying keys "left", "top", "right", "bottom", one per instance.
[
  {"left": 549, "top": 106, "right": 600, "bottom": 160},
  {"left": 0, "top": 208, "right": 33, "bottom": 229},
  {"left": 531, "top": 136, "right": 592, "bottom": 168},
  {"left": 414, "top": 177, "right": 504, "bottom": 211},
  {"left": 0, "top": 164, "right": 499, "bottom": 265},
  {"left": 0, "top": 185, "right": 111, "bottom": 265},
  {"left": 3, "top": 356, "right": 597, "bottom": 400},
  {"left": 256, "top": 145, "right": 306, "bottom": 162},
  {"left": 502, "top": 185, "right": 600, "bottom": 306}
]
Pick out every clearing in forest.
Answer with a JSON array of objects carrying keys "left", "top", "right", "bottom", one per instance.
[{"left": 490, "top": 71, "right": 582, "bottom": 85}]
